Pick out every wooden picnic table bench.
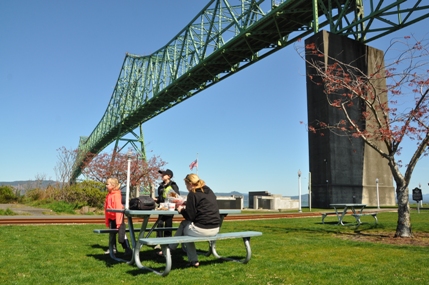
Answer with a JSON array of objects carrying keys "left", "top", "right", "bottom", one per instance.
[{"left": 136, "top": 231, "right": 263, "bottom": 276}]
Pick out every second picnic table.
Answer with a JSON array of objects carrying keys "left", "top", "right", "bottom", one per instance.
[{"left": 327, "top": 203, "right": 378, "bottom": 226}]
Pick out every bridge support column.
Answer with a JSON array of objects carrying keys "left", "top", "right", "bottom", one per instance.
[{"left": 305, "top": 30, "right": 395, "bottom": 208}]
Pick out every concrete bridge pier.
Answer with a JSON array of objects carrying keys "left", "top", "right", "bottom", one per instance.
[{"left": 305, "top": 30, "right": 395, "bottom": 208}]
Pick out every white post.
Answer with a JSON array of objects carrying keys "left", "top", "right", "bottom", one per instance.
[
  {"left": 298, "top": 170, "right": 302, "bottom": 213},
  {"left": 376, "top": 178, "right": 380, "bottom": 209},
  {"left": 125, "top": 149, "right": 133, "bottom": 210},
  {"left": 308, "top": 172, "right": 312, "bottom": 212},
  {"left": 419, "top": 183, "right": 422, "bottom": 210}
]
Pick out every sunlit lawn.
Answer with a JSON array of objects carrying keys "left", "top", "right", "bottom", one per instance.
[{"left": 1, "top": 210, "right": 428, "bottom": 285}]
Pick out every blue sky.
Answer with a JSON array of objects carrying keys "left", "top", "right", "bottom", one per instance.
[{"left": 1, "top": 0, "right": 428, "bottom": 197}]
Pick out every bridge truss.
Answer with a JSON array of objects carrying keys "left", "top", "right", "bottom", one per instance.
[{"left": 71, "top": 0, "right": 429, "bottom": 181}]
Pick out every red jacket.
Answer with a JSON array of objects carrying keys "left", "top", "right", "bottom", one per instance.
[{"left": 104, "top": 190, "right": 124, "bottom": 228}]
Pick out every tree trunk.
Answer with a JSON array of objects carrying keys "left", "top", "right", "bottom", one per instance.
[{"left": 395, "top": 185, "right": 412, "bottom": 237}]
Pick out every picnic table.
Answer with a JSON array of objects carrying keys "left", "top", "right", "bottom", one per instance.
[
  {"left": 321, "top": 204, "right": 378, "bottom": 226},
  {"left": 100, "top": 209, "right": 243, "bottom": 264},
  {"left": 95, "top": 208, "right": 262, "bottom": 276}
]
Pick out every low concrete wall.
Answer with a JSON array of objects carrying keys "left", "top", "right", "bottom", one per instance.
[{"left": 253, "top": 195, "right": 299, "bottom": 210}]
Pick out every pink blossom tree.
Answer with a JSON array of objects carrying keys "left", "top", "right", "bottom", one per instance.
[{"left": 81, "top": 149, "right": 166, "bottom": 197}]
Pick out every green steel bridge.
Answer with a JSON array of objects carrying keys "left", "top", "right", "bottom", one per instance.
[{"left": 71, "top": 0, "right": 429, "bottom": 181}]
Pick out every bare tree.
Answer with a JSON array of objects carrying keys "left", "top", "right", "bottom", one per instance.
[
  {"left": 54, "top": 147, "right": 77, "bottom": 188},
  {"left": 33, "top": 173, "right": 47, "bottom": 188},
  {"left": 301, "top": 35, "right": 429, "bottom": 237}
]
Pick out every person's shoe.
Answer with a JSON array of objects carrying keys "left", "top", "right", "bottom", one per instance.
[
  {"left": 188, "top": 261, "right": 199, "bottom": 268},
  {"left": 156, "top": 245, "right": 172, "bottom": 256},
  {"left": 104, "top": 248, "right": 116, "bottom": 254},
  {"left": 154, "top": 244, "right": 161, "bottom": 250}
]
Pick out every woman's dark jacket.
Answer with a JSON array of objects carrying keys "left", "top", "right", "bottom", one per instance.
[{"left": 181, "top": 185, "right": 220, "bottom": 229}]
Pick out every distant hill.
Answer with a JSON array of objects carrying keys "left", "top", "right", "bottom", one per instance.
[{"left": 0, "top": 180, "right": 57, "bottom": 188}]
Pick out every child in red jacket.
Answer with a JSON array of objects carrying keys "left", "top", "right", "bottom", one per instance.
[{"left": 104, "top": 177, "right": 132, "bottom": 256}]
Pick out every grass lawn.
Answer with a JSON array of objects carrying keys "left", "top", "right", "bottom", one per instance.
[{"left": 0, "top": 211, "right": 428, "bottom": 285}]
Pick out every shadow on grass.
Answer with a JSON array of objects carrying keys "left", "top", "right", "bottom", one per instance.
[
  {"left": 124, "top": 253, "right": 241, "bottom": 276},
  {"left": 89, "top": 242, "right": 246, "bottom": 276},
  {"left": 88, "top": 244, "right": 130, "bottom": 267},
  {"left": 90, "top": 243, "right": 107, "bottom": 251},
  {"left": 86, "top": 252, "right": 120, "bottom": 267},
  {"left": 254, "top": 220, "right": 383, "bottom": 237},
  {"left": 254, "top": 220, "right": 429, "bottom": 250}
]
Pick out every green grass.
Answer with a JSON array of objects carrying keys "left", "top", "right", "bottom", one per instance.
[{"left": 1, "top": 211, "right": 429, "bottom": 285}]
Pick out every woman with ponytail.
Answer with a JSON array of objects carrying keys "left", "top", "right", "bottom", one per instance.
[{"left": 168, "top": 173, "right": 220, "bottom": 268}]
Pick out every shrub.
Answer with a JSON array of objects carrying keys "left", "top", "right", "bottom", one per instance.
[
  {"left": 0, "top": 185, "right": 18, "bottom": 203},
  {"left": 62, "top": 180, "right": 105, "bottom": 208},
  {"left": 0, "top": 208, "right": 17, "bottom": 215},
  {"left": 23, "top": 188, "right": 45, "bottom": 202},
  {"left": 43, "top": 201, "right": 77, "bottom": 214}
]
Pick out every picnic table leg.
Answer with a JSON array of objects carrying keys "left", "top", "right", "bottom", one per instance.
[
  {"left": 354, "top": 217, "right": 362, "bottom": 228},
  {"left": 353, "top": 206, "right": 373, "bottom": 227},
  {"left": 334, "top": 207, "right": 347, "bottom": 226},
  {"left": 161, "top": 244, "right": 172, "bottom": 276},
  {"left": 134, "top": 241, "right": 172, "bottom": 277},
  {"left": 127, "top": 215, "right": 136, "bottom": 249},
  {"left": 107, "top": 231, "right": 134, "bottom": 264},
  {"left": 354, "top": 213, "right": 378, "bottom": 228},
  {"left": 196, "top": 214, "right": 228, "bottom": 256},
  {"left": 351, "top": 206, "right": 362, "bottom": 225},
  {"left": 321, "top": 213, "right": 327, "bottom": 224},
  {"left": 127, "top": 215, "right": 151, "bottom": 266},
  {"left": 145, "top": 218, "right": 162, "bottom": 238},
  {"left": 133, "top": 215, "right": 176, "bottom": 275},
  {"left": 195, "top": 244, "right": 212, "bottom": 256},
  {"left": 210, "top": 237, "right": 253, "bottom": 264},
  {"left": 122, "top": 216, "right": 136, "bottom": 264}
]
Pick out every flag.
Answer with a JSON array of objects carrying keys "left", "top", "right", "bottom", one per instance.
[{"left": 189, "top": 159, "right": 198, "bottom": 170}]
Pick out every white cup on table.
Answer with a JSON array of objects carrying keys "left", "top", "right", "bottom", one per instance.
[{"left": 168, "top": 203, "right": 175, "bottom": 211}]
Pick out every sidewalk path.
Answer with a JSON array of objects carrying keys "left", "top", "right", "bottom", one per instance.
[{"left": 0, "top": 203, "right": 53, "bottom": 216}]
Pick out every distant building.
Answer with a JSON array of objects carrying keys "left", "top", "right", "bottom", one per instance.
[
  {"left": 216, "top": 195, "right": 243, "bottom": 209},
  {"left": 249, "top": 191, "right": 299, "bottom": 210}
]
